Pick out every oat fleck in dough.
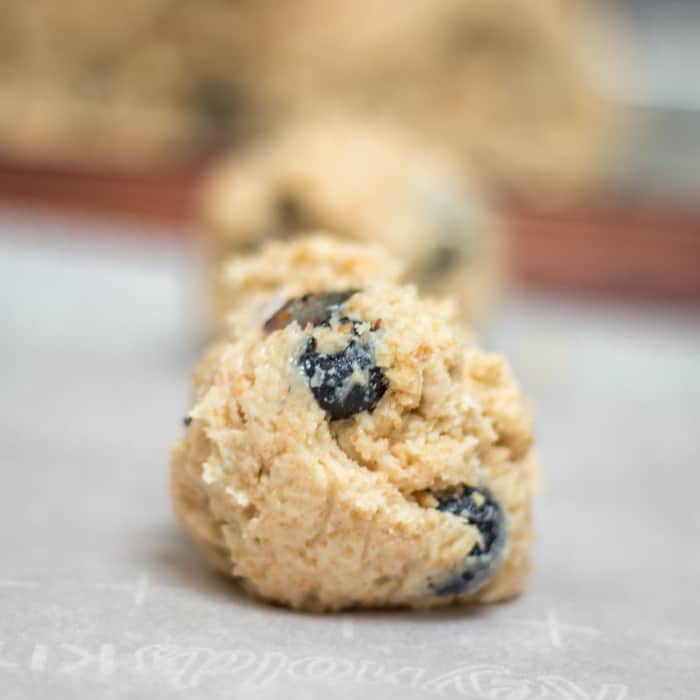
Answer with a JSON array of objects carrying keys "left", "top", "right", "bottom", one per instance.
[{"left": 171, "top": 239, "right": 536, "bottom": 611}]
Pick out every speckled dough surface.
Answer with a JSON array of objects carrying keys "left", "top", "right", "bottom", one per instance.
[
  {"left": 202, "top": 119, "right": 502, "bottom": 327},
  {"left": 171, "top": 240, "right": 537, "bottom": 611}
]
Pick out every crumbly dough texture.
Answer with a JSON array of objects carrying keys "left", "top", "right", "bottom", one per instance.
[
  {"left": 171, "top": 240, "right": 537, "bottom": 611},
  {"left": 202, "top": 119, "right": 503, "bottom": 328}
]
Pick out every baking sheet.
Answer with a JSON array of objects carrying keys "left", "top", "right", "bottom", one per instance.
[{"left": 2, "top": 207, "right": 699, "bottom": 699}]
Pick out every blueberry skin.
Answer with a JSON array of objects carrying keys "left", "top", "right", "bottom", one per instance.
[
  {"left": 264, "top": 290, "right": 358, "bottom": 332},
  {"left": 430, "top": 485, "right": 507, "bottom": 596},
  {"left": 299, "top": 325, "right": 387, "bottom": 421}
]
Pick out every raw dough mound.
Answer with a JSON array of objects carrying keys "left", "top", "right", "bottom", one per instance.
[
  {"left": 171, "top": 243, "right": 536, "bottom": 611},
  {"left": 201, "top": 118, "right": 502, "bottom": 328}
]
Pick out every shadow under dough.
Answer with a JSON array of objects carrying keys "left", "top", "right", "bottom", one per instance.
[{"left": 132, "top": 523, "right": 259, "bottom": 609}]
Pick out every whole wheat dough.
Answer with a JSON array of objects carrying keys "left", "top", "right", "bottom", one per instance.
[{"left": 171, "top": 237, "right": 536, "bottom": 611}]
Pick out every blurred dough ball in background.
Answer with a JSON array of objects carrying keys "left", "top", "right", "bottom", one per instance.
[
  {"left": 200, "top": 117, "right": 503, "bottom": 331},
  {"left": 238, "top": 0, "right": 616, "bottom": 202},
  {"left": 0, "top": 0, "right": 617, "bottom": 202},
  {"left": 0, "top": 0, "right": 254, "bottom": 167}
]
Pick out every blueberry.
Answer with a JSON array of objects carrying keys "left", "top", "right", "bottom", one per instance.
[
  {"left": 299, "top": 320, "right": 387, "bottom": 421},
  {"left": 275, "top": 191, "right": 313, "bottom": 232},
  {"left": 264, "top": 290, "right": 358, "bottom": 332},
  {"left": 430, "top": 485, "right": 507, "bottom": 596},
  {"left": 421, "top": 242, "right": 462, "bottom": 279}
]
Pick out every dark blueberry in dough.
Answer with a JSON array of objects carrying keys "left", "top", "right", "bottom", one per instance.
[
  {"left": 275, "top": 191, "right": 314, "bottom": 233},
  {"left": 421, "top": 242, "right": 462, "bottom": 279},
  {"left": 264, "top": 290, "right": 358, "bottom": 332},
  {"left": 429, "top": 485, "right": 507, "bottom": 596},
  {"left": 191, "top": 79, "right": 243, "bottom": 130},
  {"left": 299, "top": 321, "right": 387, "bottom": 421}
]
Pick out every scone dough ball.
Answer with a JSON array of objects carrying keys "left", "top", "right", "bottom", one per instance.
[
  {"left": 171, "top": 247, "right": 537, "bottom": 611},
  {"left": 201, "top": 118, "right": 502, "bottom": 328}
]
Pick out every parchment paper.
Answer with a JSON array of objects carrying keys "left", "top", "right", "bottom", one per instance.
[{"left": 2, "top": 207, "right": 699, "bottom": 699}]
